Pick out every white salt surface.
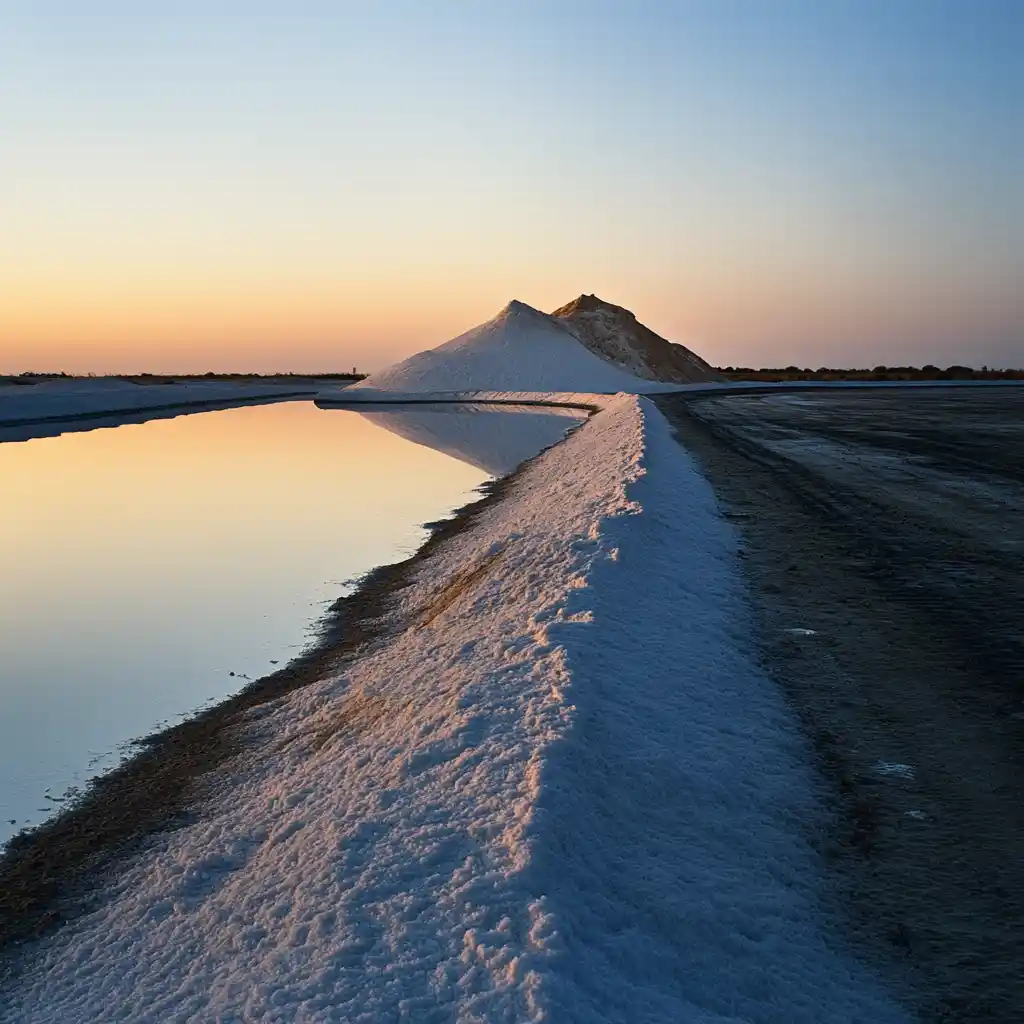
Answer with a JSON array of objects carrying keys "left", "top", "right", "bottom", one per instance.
[
  {"left": 0, "top": 379, "right": 315, "bottom": 429},
  {"left": 4, "top": 395, "right": 907, "bottom": 1022}
]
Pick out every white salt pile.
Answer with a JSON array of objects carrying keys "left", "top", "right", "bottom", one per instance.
[{"left": 354, "top": 300, "right": 687, "bottom": 395}]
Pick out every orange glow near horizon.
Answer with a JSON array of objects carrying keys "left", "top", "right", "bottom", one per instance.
[
  {"left": 1, "top": 277, "right": 488, "bottom": 374},
  {"left": 5, "top": 272, "right": 1020, "bottom": 375},
  {"left": 2, "top": 4, "right": 1020, "bottom": 374}
]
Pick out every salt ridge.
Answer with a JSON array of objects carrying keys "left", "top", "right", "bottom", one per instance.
[{"left": 4, "top": 395, "right": 908, "bottom": 1022}]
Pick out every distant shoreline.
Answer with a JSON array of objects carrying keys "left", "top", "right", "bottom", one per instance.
[
  {"left": 1, "top": 373, "right": 366, "bottom": 386},
  {"left": 8, "top": 367, "right": 1023, "bottom": 389},
  {"left": 0, "top": 391, "right": 317, "bottom": 429},
  {"left": 721, "top": 366, "right": 1024, "bottom": 383}
]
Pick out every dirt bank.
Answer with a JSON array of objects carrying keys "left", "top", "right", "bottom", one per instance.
[{"left": 657, "top": 387, "right": 1024, "bottom": 1022}]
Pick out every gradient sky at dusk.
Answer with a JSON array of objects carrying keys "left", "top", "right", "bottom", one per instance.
[{"left": 2, "top": 0, "right": 1021, "bottom": 373}]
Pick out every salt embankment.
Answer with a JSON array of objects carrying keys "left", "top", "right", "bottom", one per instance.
[
  {"left": 4, "top": 394, "right": 907, "bottom": 1022},
  {"left": 0, "top": 378, "right": 318, "bottom": 436}
]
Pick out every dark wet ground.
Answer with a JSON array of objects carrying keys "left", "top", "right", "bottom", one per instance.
[{"left": 657, "top": 387, "right": 1024, "bottom": 1023}]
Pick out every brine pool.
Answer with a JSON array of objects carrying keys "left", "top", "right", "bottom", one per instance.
[{"left": 0, "top": 399, "right": 584, "bottom": 845}]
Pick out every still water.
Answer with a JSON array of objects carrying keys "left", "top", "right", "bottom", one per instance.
[{"left": 0, "top": 401, "right": 581, "bottom": 846}]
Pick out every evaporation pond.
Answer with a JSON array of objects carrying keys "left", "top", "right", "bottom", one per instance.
[{"left": 0, "top": 401, "right": 502, "bottom": 845}]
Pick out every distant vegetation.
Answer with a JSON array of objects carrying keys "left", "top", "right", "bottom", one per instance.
[
  {"left": 5, "top": 366, "right": 1021, "bottom": 387},
  {"left": 123, "top": 372, "right": 368, "bottom": 384},
  {"left": 1, "top": 371, "right": 368, "bottom": 386},
  {"left": 0, "top": 371, "right": 74, "bottom": 385},
  {"left": 718, "top": 365, "right": 1024, "bottom": 383}
]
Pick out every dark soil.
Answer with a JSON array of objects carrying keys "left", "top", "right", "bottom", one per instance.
[{"left": 656, "top": 387, "right": 1024, "bottom": 1022}]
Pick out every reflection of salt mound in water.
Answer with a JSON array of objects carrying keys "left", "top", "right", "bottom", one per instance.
[
  {"left": 355, "top": 300, "right": 677, "bottom": 394},
  {"left": 353, "top": 403, "right": 587, "bottom": 476}
]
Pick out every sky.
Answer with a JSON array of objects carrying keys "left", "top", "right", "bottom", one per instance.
[{"left": 1, "top": 0, "right": 1021, "bottom": 373}]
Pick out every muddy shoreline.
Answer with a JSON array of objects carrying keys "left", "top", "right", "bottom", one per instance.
[
  {"left": 656, "top": 387, "right": 1024, "bottom": 1022},
  {"left": 0, "top": 467, "right": 525, "bottom": 971}
]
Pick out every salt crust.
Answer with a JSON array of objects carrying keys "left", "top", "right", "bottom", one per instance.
[{"left": 0, "top": 380, "right": 313, "bottom": 427}]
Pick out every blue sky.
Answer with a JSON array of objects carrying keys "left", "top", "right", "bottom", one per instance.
[{"left": 2, "top": 0, "right": 1021, "bottom": 372}]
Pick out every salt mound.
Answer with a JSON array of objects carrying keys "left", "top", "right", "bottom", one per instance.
[
  {"left": 355, "top": 300, "right": 677, "bottom": 394},
  {"left": 552, "top": 294, "right": 721, "bottom": 383}
]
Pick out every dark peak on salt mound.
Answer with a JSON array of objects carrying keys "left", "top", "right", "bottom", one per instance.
[
  {"left": 551, "top": 294, "right": 721, "bottom": 384},
  {"left": 552, "top": 293, "right": 635, "bottom": 320}
]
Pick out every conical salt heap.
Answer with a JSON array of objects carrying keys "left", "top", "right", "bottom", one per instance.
[{"left": 356, "top": 296, "right": 720, "bottom": 393}]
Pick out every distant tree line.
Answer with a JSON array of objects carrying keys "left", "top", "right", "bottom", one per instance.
[
  {"left": 3, "top": 370, "right": 369, "bottom": 384},
  {"left": 718, "top": 364, "right": 1024, "bottom": 382},
  {"left": 130, "top": 371, "right": 368, "bottom": 382}
]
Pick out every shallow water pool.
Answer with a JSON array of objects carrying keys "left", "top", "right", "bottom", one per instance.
[{"left": 0, "top": 402, "right": 513, "bottom": 844}]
